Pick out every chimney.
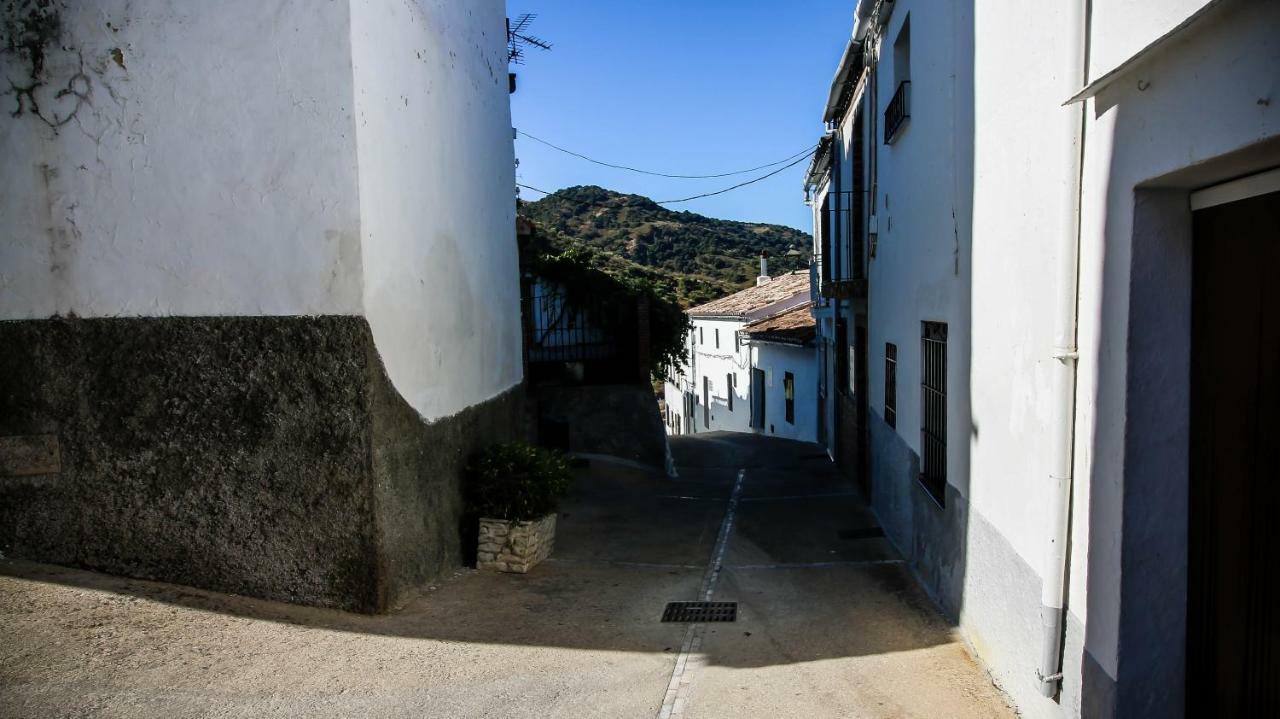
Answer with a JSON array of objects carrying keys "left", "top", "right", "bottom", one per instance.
[{"left": 757, "top": 250, "right": 771, "bottom": 286}]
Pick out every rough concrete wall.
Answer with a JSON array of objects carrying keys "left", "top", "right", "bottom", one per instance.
[
  {"left": 0, "top": 316, "right": 526, "bottom": 613},
  {"left": 0, "top": 316, "right": 380, "bottom": 611},
  {"left": 369, "top": 376, "right": 524, "bottom": 612},
  {"left": 535, "top": 384, "right": 667, "bottom": 469}
]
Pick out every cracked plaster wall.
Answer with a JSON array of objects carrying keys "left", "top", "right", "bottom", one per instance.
[
  {"left": 1, "top": 0, "right": 522, "bottom": 421},
  {"left": 0, "top": 0, "right": 364, "bottom": 319}
]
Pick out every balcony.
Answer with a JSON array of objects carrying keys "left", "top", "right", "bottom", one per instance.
[
  {"left": 819, "top": 277, "right": 867, "bottom": 301},
  {"left": 884, "top": 81, "right": 910, "bottom": 144}
]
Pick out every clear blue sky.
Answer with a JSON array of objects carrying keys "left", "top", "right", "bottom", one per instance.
[{"left": 509, "top": 0, "right": 855, "bottom": 232}]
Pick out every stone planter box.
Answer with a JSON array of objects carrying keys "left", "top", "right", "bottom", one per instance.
[{"left": 477, "top": 514, "right": 557, "bottom": 573}]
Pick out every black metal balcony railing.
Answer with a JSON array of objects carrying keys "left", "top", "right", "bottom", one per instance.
[{"left": 884, "top": 80, "right": 910, "bottom": 144}]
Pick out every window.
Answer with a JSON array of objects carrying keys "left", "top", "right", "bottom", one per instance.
[
  {"left": 920, "top": 322, "right": 947, "bottom": 506},
  {"left": 885, "top": 16, "right": 911, "bottom": 144},
  {"left": 703, "top": 376, "right": 710, "bottom": 428},
  {"left": 784, "top": 372, "right": 795, "bottom": 424},
  {"left": 715, "top": 328, "right": 720, "bottom": 348},
  {"left": 819, "top": 195, "right": 832, "bottom": 284},
  {"left": 734, "top": 331, "right": 740, "bottom": 352},
  {"left": 885, "top": 342, "right": 897, "bottom": 428},
  {"left": 726, "top": 373, "right": 734, "bottom": 411},
  {"left": 699, "top": 327, "right": 704, "bottom": 345}
]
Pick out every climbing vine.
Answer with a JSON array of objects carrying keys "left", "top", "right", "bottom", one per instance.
[{"left": 521, "top": 221, "right": 689, "bottom": 382}]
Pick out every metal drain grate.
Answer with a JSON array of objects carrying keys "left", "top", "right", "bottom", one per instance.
[
  {"left": 661, "top": 601, "right": 737, "bottom": 623},
  {"left": 838, "top": 527, "right": 886, "bottom": 540}
]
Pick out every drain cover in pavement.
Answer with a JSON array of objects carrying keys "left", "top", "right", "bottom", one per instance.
[
  {"left": 838, "top": 527, "right": 886, "bottom": 540},
  {"left": 661, "top": 601, "right": 737, "bottom": 623}
]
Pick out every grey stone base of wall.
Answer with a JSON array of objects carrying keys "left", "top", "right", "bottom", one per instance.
[
  {"left": 532, "top": 383, "right": 667, "bottom": 469},
  {"left": 868, "top": 407, "right": 1108, "bottom": 717},
  {"left": 0, "top": 316, "right": 524, "bottom": 613}
]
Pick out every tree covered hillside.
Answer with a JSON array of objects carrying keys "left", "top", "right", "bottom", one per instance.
[{"left": 521, "top": 185, "right": 812, "bottom": 307}]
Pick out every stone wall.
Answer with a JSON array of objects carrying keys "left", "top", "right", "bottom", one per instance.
[
  {"left": 476, "top": 515, "right": 556, "bottom": 573},
  {"left": 533, "top": 384, "right": 667, "bottom": 469},
  {"left": 0, "top": 316, "right": 523, "bottom": 613}
]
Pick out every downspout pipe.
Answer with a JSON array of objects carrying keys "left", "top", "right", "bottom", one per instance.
[{"left": 1037, "top": 0, "right": 1088, "bottom": 699}]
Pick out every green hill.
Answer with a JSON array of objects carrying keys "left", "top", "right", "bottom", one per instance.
[{"left": 520, "top": 185, "right": 812, "bottom": 307}]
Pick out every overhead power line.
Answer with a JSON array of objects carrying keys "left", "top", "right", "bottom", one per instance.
[
  {"left": 655, "top": 151, "right": 814, "bottom": 204},
  {"left": 518, "top": 130, "right": 817, "bottom": 180},
  {"left": 517, "top": 182, "right": 552, "bottom": 196}
]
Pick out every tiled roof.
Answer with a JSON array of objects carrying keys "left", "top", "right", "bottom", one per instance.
[
  {"left": 686, "top": 271, "right": 809, "bottom": 318},
  {"left": 743, "top": 303, "right": 816, "bottom": 345}
]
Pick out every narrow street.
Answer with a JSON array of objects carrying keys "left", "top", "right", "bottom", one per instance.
[{"left": 0, "top": 433, "right": 1011, "bottom": 718}]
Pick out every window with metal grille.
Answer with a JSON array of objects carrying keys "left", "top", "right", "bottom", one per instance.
[
  {"left": 885, "top": 342, "right": 897, "bottom": 428},
  {"left": 920, "top": 322, "right": 946, "bottom": 506},
  {"left": 726, "top": 373, "right": 734, "bottom": 411},
  {"left": 784, "top": 372, "right": 795, "bottom": 424},
  {"left": 699, "top": 327, "right": 704, "bottom": 345},
  {"left": 715, "top": 328, "right": 720, "bottom": 348}
]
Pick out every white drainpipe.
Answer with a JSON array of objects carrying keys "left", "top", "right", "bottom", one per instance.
[{"left": 1038, "top": 0, "right": 1088, "bottom": 699}]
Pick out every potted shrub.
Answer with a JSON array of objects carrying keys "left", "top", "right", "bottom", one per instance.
[{"left": 467, "top": 442, "right": 570, "bottom": 573}]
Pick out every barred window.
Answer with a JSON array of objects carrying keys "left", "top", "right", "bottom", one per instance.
[
  {"left": 885, "top": 342, "right": 897, "bottom": 428},
  {"left": 920, "top": 322, "right": 947, "bottom": 506}
]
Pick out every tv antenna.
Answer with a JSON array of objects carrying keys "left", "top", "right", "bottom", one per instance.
[{"left": 508, "top": 14, "right": 552, "bottom": 64}]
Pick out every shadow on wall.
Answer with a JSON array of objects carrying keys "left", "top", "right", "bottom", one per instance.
[{"left": 1082, "top": 1, "right": 1280, "bottom": 708}]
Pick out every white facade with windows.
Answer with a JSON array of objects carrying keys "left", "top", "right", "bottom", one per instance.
[
  {"left": 662, "top": 271, "right": 816, "bottom": 443},
  {"left": 808, "top": 0, "right": 1280, "bottom": 716}
]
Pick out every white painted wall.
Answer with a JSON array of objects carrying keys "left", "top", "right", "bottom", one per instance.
[
  {"left": 351, "top": 0, "right": 522, "bottom": 419},
  {"left": 1088, "top": 0, "right": 1214, "bottom": 82},
  {"left": 839, "top": 0, "right": 1280, "bottom": 716},
  {"left": 679, "top": 317, "right": 753, "bottom": 434},
  {"left": 865, "top": 0, "right": 972, "bottom": 502},
  {"left": 0, "top": 0, "right": 522, "bottom": 421},
  {"left": 750, "top": 342, "right": 819, "bottom": 443},
  {"left": 663, "top": 304, "right": 818, "bottom": 444},
  {"left": 1074, "top": 0, "right": 1280, "bottom": 696},
  {"left": 0, "top": 0, "right": 363, "bottom": 319}
]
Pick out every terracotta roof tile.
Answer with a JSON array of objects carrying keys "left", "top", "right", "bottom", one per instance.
[
  {"left": 743, "top": 303, "right": 816, "bottom": 345},
  {"left": 686, "top": 271, "right": 809, "bottom": 317}
]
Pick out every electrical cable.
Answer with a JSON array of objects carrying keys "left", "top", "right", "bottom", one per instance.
[
  {"left": 517, "top": 182, "right": 553, "bottom": 196},
  {"left": 517, "top": 130, "right": 816, "bottom": 180},
  {"left": 654, "top": 151, "right": 814, "bottom": 204}
]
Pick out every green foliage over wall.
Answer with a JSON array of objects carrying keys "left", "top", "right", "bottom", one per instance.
[{"left": 522, "top": 225, "right": 689, "bottom": 382}]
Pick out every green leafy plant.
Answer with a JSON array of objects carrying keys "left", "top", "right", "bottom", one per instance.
[{"left": 466, "top": 442, "right": 571, "bottom": 522}]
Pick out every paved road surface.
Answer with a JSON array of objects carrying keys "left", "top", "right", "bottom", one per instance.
[{"left": 0, "top": 432, "right": 1013, "bottom": 718}]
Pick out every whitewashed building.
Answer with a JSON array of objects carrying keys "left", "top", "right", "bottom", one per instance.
[
  {"left": 741, "top": 304, "right": 819, "bottom": 442},
  {"left": 663, "top": 268, "right": 816, "bottom": 443},
  {"left": 807, "top": 0, "right": 1279, "bottom": 716},
  {"left": 0, "top": 0, "right": 524, "bottom": 613}
]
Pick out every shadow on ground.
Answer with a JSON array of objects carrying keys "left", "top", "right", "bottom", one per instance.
[{"left": 3, "top": 432, "right": 959, "bottom": 670}]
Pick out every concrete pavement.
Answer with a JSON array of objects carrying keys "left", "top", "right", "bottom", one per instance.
[{"left": 0, "top": 432, "right": 1013, "bottom": 718}]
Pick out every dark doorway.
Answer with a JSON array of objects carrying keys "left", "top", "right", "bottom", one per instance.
[
  {"left": 751, "top": 368, "right": 767, "bottom": 431},
  {"left": 1187, "top": 188, "right": 1280, "bottom": 713},
  {"left": 683, "top": 391, "right": 695, "bottom": 435},
  {"left": 854, "top": 323, "right": 869, "bottom": 495}
]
